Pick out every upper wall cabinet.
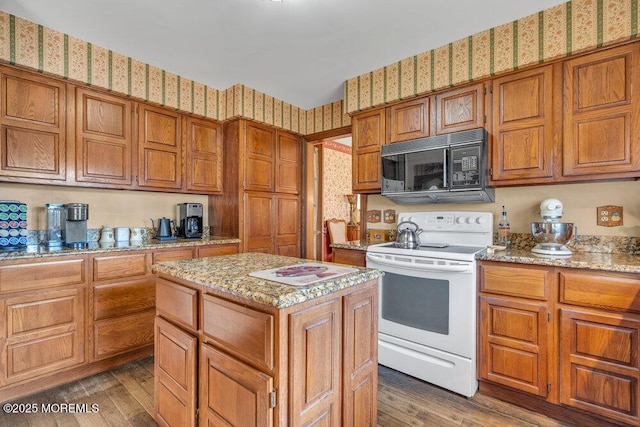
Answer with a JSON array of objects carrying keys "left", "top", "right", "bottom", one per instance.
[
  {"left": 388, "top": 97, "right": 431, "bottom": 143},
  {"left": 435, "top": 83, "right": 485, "bottom": 134},
  {"left": 245, "top": 121, "right": 276, "bottom": 192},
  {"left": 352, "top": 108, "right": 385, "bottom": 193},
  {"left": 491, "top": 65, "right": 558, "bottom": 184},
  {"left": 74, "top": 88, "right": 133, "bottom": 187},
  {"left": 185, "top": 117, "right": 223, "bottom": 194},
  {"left": 562, "top": 43, "right": 640, "bottom": 179},
  {"left": 275, "top": 130, "right": 301, "bottom": 194},
  {"left": 137, "top": 104, "right": 183, "bottom": 190},
  {"left": 0, "top": 68, "right": 67, "bottom": 183}
]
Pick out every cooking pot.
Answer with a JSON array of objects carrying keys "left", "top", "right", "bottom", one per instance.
[{"left": 394, "top": 220, "right": 423, "bottom": 249}]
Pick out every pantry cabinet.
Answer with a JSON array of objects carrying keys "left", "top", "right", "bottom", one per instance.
[
  {"left": 74, "top": 88, "right": 134, "bottom": 187},
  {"left": 185, "top": 116, "right": 223, "bottom": 194},
  {"left": 0, "top": 67, "right": 67, "bottom": 183},
  {"left": 478, "top": 261, "right": 640, "bottom": 426},
  {"left": 243, "top": 192, "right": 300, "bottom": 256}
]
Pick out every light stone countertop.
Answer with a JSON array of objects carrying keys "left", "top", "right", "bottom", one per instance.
[
  {"left": 0, "top": 236, "right": 240, "bottom": 260},
  {"left": 152, "top": 252, "right": 383, "bottom": 308}
]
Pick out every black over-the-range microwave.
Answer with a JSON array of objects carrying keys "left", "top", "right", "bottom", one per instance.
[{"left": 380, "top": 128, "right": 494, "bottom": 204}]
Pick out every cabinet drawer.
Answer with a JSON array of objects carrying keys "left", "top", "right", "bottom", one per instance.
[
  {"left": 156, "top": 278, "right": 198, "bottom": 331},
  {"left": 197, "top": 244, "right": 238, "bottom": 258},
  {"left": 93, "top": 253, "right": 148, "bottom": 281},
  {"left": 202, "top": 294, "right": 274, "bottom": 371},
  {"left": 93, "top": 279, "right": 155, "bottom": 320},
  {"left": 333, "top": 248, "right": 366, "bottom": 267},
  {"left": 559, "top": 270, "right": 640, "bottom": 313},
  {"left": 153, "top": 248, "right": 195, "bottom": 263},
  {"left": 0, "top": 257, "right": 86, "bottom": 293},
  {"left": 93, "top": 309, "right": 154, "bottom": 360},
  {"left": 479, "top": 263, "right": 552, "bottom": 300}
]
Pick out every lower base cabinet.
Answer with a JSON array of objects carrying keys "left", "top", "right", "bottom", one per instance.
[
  {"left": 478, "top": 261, "right": 640, "bottom": 426},
  {"left": 154, "top": 272, "right": 378, "bottom": 426}
]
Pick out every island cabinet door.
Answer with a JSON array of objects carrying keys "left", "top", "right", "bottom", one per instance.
[
  {"left": 154, "top": 316, "right": 197, "bottom": 427},
  {"left": 199, "top": 343, "right": 274, "bottom": 427},
  {"left": 289, "top": 298, "right": 341, "bottom": 426}
]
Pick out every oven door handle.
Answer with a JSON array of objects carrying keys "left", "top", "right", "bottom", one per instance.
[{"left": 366, "top": 253, "right": 472, "bottom": 273}]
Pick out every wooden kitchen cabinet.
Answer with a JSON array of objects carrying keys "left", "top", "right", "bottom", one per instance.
[
  {"left": 387, "top": 97, "right": 431, "bottom": 143},
  {"left": 185, "top": 116, "right": 223, "bottom": 194},
  {"left": 352, "top": 108, "right": 385, "bottom": 193},
  {"left": 275, "top": 130, "right": 301, "bottom": 194},
  {"left": 0, "top": 66, "right": 67, "bottom": 183},
  {"left": 479, "top": 261, "right": 640, "bottom": 426},
  {"left": 332, "top": 247, "right": 366, "bottom": 267},
  {"left": 490, "top": 65, "right": 559, "bottom": 184},
  {"left": 478, "top": 263, "right": 554, "bottom": 398},
  {"left": 242, "top": 192, "right": 300, "bottom": 256},
  {"left": 435, "top": 82, "right": 485, "bottom": 134},
  {"left": 137, "top": 103, "right": 183, "bottom": 190},
  {"left": 245, "top": 121, "right": 276, "bottom": 192},
  {"left": 562, "top": 43, "right": 640, "bottom": 180},
  {"left": 74, "top": 87, "right": 133, "bottom": 187}
]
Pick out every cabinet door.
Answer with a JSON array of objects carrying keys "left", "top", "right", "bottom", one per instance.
[
  {"left": 479, "top": 296, "right": 549, "bottom": 397},
  {"left": 137, "top": 104, "right": 182, "bottom": 189},
  {"left": 244, "top": 192, "right": 275, "bottom": 254},
  {"left": 154, "top": 316, "right": 197, "bottom": 427},
  {"left": 200, "top": 343, "right": 273, "bottom": 427},
  {"left": 491, "top": 65, "right": 556, "bottom": 183},
  {"left": 388, "top": 97, "right": 431, "bottom": 142},
  {"left": 75, "top": 88, "right": 133, "bottom": 186},
  {"left": 559, "top": 308, "right": 640, "bottom": 425},
  {"left": 289, "top": 298, "right": 341, "bottom": 426},
  {"left": 352, "top": 108, "right": 385, "bottom": 193},
  {"left": 245, "top": 121, "right": 276, "bottom": 192},
  {"left": 185, "top": 116, "right": 223, "bottom": 193},
  {"left": 275, "top": 194, "right": 300, "bottom": 258},
  {"left": 343, "top": 285, "right": 378, "bottom": 427},
  {"left": 332, "top": 248, "right": 366, "bottom": 267},
  {"left": 92, "top": 309, "right": 154, "bottom": 360},
  {"left": 435, "top": 83, "right": 484, "bottom": 134},
  {"left": 275, "top": 130, "right": 301, "bottom": 194},
  {"left": 0, "top": 287, "right": 84, "bottom": 386},
  {"left": 0, "top": 67, "right": 67, "bottom": 182},
  {"left": 563, "top": 43, "right": 640, "bottom": 178}
]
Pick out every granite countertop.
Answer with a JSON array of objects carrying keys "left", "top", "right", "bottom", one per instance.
[
  {"left": 0, "top": 236, "right": 241, "bottom": 260},
  {"left": 152, "top": 252, "right": 382, "bottom": 308},
  {"left": 330, "top": 240, "right": 371, "bottom": 251},
  {"left": 477, "top": 247, "right": 640, "bottom": 273}
]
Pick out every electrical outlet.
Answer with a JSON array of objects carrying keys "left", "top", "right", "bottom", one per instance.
[{"left": 597, "top": 205, "right": 623, "bottom": 227}]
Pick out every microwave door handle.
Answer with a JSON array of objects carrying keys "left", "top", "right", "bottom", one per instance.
[
  {"left": 366, "top": 254, "right": 472, "bottom": 273},
  {"left": 443, "top": 149, "right": 448, "bottom": 188}
]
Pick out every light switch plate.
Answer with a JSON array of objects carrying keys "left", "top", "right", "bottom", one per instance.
[{"left": 597, "top": 205, "right": 623, "bottom": 227}]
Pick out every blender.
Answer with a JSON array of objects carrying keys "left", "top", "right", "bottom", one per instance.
[{"left": 530, "top": 198, "right": 574, "bottom": 256}]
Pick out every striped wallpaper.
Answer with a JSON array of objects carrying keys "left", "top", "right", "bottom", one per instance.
[
  {"left": 0, "top": 1, "right": 636, "bottom": 133},
  {"left": 345, "top": 0, "right": 640, "bottom": 114}
]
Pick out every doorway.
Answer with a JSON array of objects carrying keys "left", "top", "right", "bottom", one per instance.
[{"left": 303, "top": 134, "right": 354, "bottom": 261}]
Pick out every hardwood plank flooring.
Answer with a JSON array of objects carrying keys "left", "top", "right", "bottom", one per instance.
[{"left": 0, "top": 357, "right": 572, "bottom": 427}]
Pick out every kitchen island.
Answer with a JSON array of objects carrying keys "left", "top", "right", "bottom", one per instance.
[{"left": 152, "top": 252, "right": 382, "bottom": 427}]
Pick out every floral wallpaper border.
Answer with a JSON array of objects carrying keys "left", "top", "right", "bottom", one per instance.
[{"left": 344, "top": 0, "right": 640, "bottom": 113}]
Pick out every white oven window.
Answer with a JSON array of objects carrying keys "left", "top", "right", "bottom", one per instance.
[{"left": 381, "top": 271, "right": 449, "bottom": 335}]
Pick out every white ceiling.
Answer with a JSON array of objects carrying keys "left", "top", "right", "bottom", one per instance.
[{"left": 0, "top": 0, "right": 567, "bottom": 110}]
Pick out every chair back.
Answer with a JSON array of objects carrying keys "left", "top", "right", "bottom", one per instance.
[{"left": 326, "top": 218, "right": 348, "bottom": 244}]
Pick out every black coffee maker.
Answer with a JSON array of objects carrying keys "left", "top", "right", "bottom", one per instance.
[{"left": 177, "top": 203, "right": 203, "bottom": 238}]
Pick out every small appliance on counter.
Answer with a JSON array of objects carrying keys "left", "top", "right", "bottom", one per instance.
[
  {"left": 531, "top": 198, "right": 574, "bottom": 256},
  {"left": 1, "top": 200, "right": 27, "bottom": 250},
  {"left": 46, "top": 203, "right": 65, "bottom": 247},
  {"left": 177, "top": 203, "right": 203, "bottom": 238},
  {"left": 64, "top": 203, "right": 89, "bottom": 248},
  {"left": 152, "top": 217, "right": 177, "bottom": 241}
]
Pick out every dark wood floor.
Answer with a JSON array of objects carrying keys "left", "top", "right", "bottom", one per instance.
[{"left": 0, "top": 357, "right": 571, "bottom": 427}]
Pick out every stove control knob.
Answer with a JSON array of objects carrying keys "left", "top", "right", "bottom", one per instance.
[
  {"left": 465, "top": 217, "right": 474, "bottom": 224},
  {"left": 475, "top": 217, "right": 485, "bottom": 224},
  {"left": 455, "top": 216, "right": 465, "bottom": 224}
]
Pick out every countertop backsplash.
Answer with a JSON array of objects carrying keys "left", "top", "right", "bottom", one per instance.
[{"left": 506, "top": 232, "right": 640, "bottom": 255}]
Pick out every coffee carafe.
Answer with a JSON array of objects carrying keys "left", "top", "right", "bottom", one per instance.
[
  {"left": 177, "top": 203, "right": 203, "bottom": 238},
  {"left": 64, "top": 203, "right": 89, "bottom": 248}
]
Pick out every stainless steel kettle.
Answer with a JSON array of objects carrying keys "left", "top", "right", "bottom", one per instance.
[{"left": 395, "top": 221, "right": 423, "bottom": 249}]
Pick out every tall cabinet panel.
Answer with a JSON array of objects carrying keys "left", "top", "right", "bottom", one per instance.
[
  {"left": 352, "top": 109, "right": 385, "bottom": 193},
  {"left": 245, "top": 121, "right": 276, "bottom": 192},
  {"left": 185, "top": 116, "right": 223, "bottom": 193},
  {"left": 563, "top": 43, "right": 640, "bottom": 178},
  {"left": 0, "top": 67, "right": 67, "bottom": 182},
  {"left": 75, "top": 88, "right": 133, "bottom": 186},
  {"left": 137, "top": 104, "right": 182, "bottom": 189},
  {"left": 276, "top": 131, "right": 301, "bottom": 194}
]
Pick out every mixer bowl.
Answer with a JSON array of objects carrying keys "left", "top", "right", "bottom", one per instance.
[{"left": 531, "top": 222, "right": 574, "bottom": 248}]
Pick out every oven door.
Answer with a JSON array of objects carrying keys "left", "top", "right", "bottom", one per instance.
[{"left": 366, "top": 252, "right": 476, "bottom": 359}]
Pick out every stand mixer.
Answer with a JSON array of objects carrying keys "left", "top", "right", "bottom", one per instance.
[{"left": 531, "top": 198, "right": 574, "bottom": 256}]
